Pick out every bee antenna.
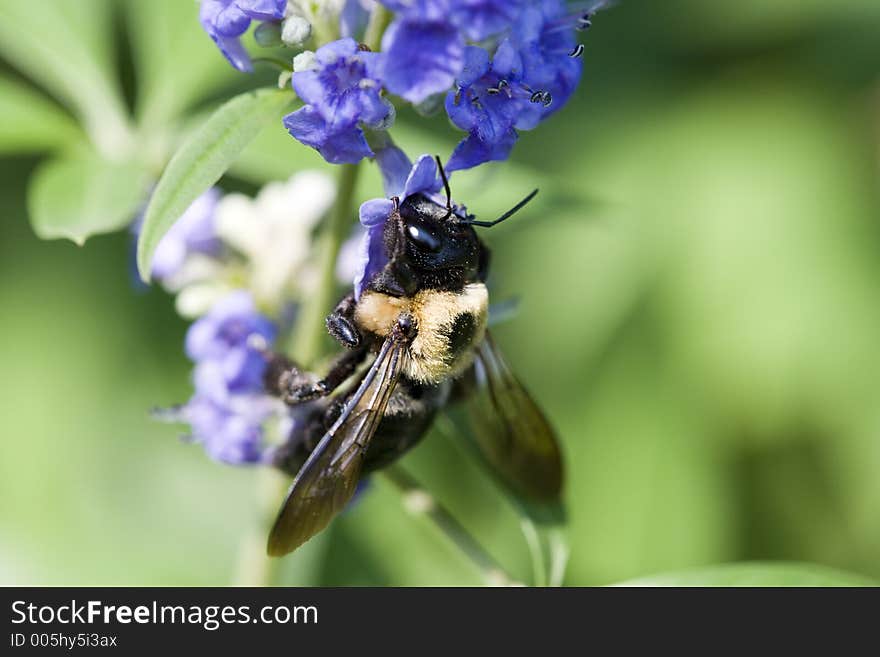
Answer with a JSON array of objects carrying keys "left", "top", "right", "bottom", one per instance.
[
  {"left": 434, "top": 155, "right": 453, "bottom": 218},
  {"left": 466, "top": 189, "right": 539, "bottom": 228}
]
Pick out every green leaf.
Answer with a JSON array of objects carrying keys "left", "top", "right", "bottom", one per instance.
[
  {"left": 125, "top": 0, "right": 236, "bottom": 128},
  {"left": 136, "top": 88, "right": 296, "bottom": 281},
  {"left": 28, "top": 147, "right": 151, "bottom": 245},
  {"left": 0, "top": 0, "right": 131, "bottom": 158},
  {"left": 0, "top": 76, "right": 81, "bottom": 153},
  {"left": 613, "top": 562, "right": 878, "bottom": 587}
]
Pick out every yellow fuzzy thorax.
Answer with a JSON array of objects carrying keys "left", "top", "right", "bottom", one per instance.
[{"left": 354, "top": 283, "right": 489, "bottom": 384}]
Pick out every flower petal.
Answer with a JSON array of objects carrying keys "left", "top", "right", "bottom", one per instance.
[
  {"left": 291, "top": 70, "right": 325, "bottom": 108},
  {"left": 444, "top": 88, "right": 480, "bottom": 131},
  {"left": 285, "top": 106, "right": 372, "bottom": 164},
  {"left": 194, "top": 360, "right": 232, "bottom": 403},
  {"left": 458, "top": 46, "right": 490, "bottom": 88},
  {"left": 315, "top": 36, "right": 359, "bottom": 65},
  {"left": 452, "top": 1, "right": 522, "bottom": 41},
  {"left": 447, "top": 128, "right": 518, "bottom": 172},
  {"left": 320, "top": 128, "right": 374, "bottom": 164},
  {"left": 359, "top": 198, "right": 395, "bottom": 227},
  {"left": 357, "top": 88, "right": 393, "bottom": 128},
  {"left": 353, "top": 223, "right": 388, "bottom": 299},
  {"left": 211, "top": 34, "right": 252, "bottom": 72},
  {"left": 403, "top": 154, "right": 440, "bottom": 198},
  {"left": 238, "top": 0, "right": 286, "bottom": 21},
  {"left": 202, "top": 0, "right": 251, "bottom": 37},
  {"left": 151, "top": 237, "right": 187, "bottom": 281},
  {"left": 374, "top": 143, "right": 412, "bottom": 197},
  {"left": 491, "top": 39, "right": 522, "bottom": 79},
  {"left": 380, "top": 18, "right": 464, "bottom": 104},
  {"left": 340, "top": 0, "right": 371, "bottom": 38}
]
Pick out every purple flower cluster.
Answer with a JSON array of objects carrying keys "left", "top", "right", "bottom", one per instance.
[
  {"left": 441, "top": 0, "right": 593, "bottom": 171},
  {"left": 183, "top": 1, "right": 607, "bottom": 466},
  {"left": 197, "top": 1, "right": 603, "bottom": 171},
  {"left": 296, "top": 0, "right": 596, "bottom": 170},
  {"left": 377, "top": 0, "right": 525, "bottom": 104},
  {"left": 199, "top": 0, "right": 286, "bottom": 72},
  {"left": 150, "top": 188, "right": 222, "bottom": 281},
  {"left": 283, "top": 38, "right": 391, "bottom": 164},
  {"left": 181, "top": 292, "right": 278, "bottom": 464}
]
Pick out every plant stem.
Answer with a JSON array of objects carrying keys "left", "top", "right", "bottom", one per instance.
[
  {"left": 363, "top": 5, "right": 392, "bottom": 52},
  {"left": 234, "top": 468, "right": 288, "bottom": 586},
  {"left": 547, "top": 527, "right": 570, "bottom": 587},
  {"left": 291, "top": 162, "right": 361, "bottom": 364},
  {"left": 236, "top": 162, "right": 361, "bottom": 586},
  {"left": 433, "top": 415, "right": 567, "bottom": 586},
  {"left": 236, "top": 5, "right": 390, "bottom": 589},
  {"left": 286, "top": 3, "right": 385, "bottom": 364},
  {"left": 520, "top": 517, "right": 548, "bottom": 587},
  {"left": 251, "top": 56, "right": 294, "bottom": 72},
  {"left": 382, "top": 464, "right": 521, "bottom": 586}
]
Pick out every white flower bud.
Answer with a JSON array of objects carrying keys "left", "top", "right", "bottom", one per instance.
[
  {"left": 293, "top": 50, "right": 318, "bottom": 73},
  {"left": 175, "top": 280, "right": 233, "bottom": 318},
  {"left": 281, "top": 15, "right": 311, "bottom": 46},
  {"left": 215, "top": 172, "right": 337, "bottom": 310}
]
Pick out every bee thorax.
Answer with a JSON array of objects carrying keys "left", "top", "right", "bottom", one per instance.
[{"left": 354, "top": 283, "right": 489, "bottom": 384}]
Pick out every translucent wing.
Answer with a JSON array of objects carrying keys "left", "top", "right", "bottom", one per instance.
[
  {"left": 267, "top": 338, "right": 406, "bottom": 556},
  {"left": 464, "top": 332, "right": 564, "bottom": 503}
]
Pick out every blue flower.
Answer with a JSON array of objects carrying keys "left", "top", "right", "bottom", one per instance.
[
  {"left": 353, "top": 148, "right": 446, "bottom": 297},
  {"left": 444, "top": 1, "right": 587, "bottom": 171},
  {"left": 181, "top": 292, "right": 278, "bottom": 464},
  {"left": 182, "top": 394, "right": 275, "bottom": 464},
  {"left": 377, "top": 1, "right": 524, "bottom": 104},
  {"left": 284, "top": 38, "right": 392, "bottom": 164},
  {"left": 444, "top": 43, "right": 534, "bottom": 172},
  {"left": 186, "top": 291, "right": 276, "bottom": 398},
  {"left": 199, "top": 0, "right": 286, "bottom": 72},
  {"left": 340, "top": 0, "right": 376, "bottom": 39},
  {"left": 151, "top": 188, "right": 222, "bottom": 281},
  {"left": 512, "top": 0, "right": 585, "bottom": 117}
]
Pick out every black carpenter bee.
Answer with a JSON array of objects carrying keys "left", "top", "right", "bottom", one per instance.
[{"left": 263, "top": 158, "right": 563, "bottom": 556}]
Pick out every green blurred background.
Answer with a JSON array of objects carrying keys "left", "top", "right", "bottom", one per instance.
[{"left": 1, "top": 0, "right": 880, "bottom": 585}]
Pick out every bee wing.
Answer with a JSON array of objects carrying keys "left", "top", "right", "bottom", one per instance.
[
  {"left": 267, "top": 338, "right": 406, "bottom": 556},
  {"left": 463, "top": 331, "right": 564, "bottom": 503}
]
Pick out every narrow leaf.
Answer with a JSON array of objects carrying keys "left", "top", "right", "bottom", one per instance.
[
  {"left": 136, "top": 88, "right": 296, "bottom": 281},
  {"left": 28, "top": 147, "right": 151, "bottom": 244},
  {"left": 613, "top": 562, "right": 878, "bottom": 587}
]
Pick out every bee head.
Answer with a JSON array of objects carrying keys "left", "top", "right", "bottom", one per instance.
[
  {"left": 377, "top": 157, "right": 538, "bottom": 296},
  {"left": 395, "top": 193, "right": 483, "bottom": 277}
]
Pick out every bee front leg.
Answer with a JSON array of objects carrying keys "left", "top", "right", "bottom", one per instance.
[
  {"left": 280, "top": 347, "right": 367, "bottom": 404},
  {"left": 262, "top": 353, "right": 314, "bottom": 401},
  {"left": 326, "top": 292, "right": 363, "bottom": 349}
]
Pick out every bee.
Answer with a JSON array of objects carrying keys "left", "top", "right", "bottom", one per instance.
[{"left": 264, "top": 158, "right": 563, "bottom": 556}]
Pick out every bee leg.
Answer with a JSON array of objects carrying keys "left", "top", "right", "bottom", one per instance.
[
  {"left": 326, "top": 292, "right": 363, "bottom": 349},
  {"left": 260, "top": 349, "right": 326, "bottom": 404},
  {"left": 282, "top": 347, "right": 367, "bottom": 404}
]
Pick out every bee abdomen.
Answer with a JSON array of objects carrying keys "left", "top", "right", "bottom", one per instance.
[
  {"left": 406, "top": 284, "right": 488, "bottom": 384},
  {"left": 444, "top": 312, "right": 478, "bottom": 364}
]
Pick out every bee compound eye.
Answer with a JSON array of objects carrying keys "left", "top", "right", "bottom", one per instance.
[{"left": 405, "top": 222, "right": 442, "bottom": 252}]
